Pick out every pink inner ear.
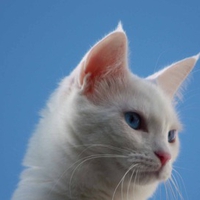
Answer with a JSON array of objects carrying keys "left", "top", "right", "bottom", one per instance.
[{"left": 80, "top": 32, "right": 127, "bottom": 94}]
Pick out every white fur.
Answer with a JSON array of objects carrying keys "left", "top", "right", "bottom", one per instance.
[{"left": 12, "top": 25, "right": 198, "bottom": 200}]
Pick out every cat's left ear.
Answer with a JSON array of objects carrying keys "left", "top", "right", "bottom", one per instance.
[
  {"left": 147, "top": 54, "right": 199, "bottom": 99},
  {"left": 78, "top": 24, "right": 128, "bottom": 95}
]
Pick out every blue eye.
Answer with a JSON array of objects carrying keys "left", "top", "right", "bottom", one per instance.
[
  {"left": 125, "top": 112, "right": 141, "bottom": 130},
  {"left": 168, "top": 130, "right": 176, "bottom": 143}
]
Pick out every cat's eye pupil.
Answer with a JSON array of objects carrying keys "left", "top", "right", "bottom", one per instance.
[
  {"left": 125, "top": 112, "right": 141, "bottom": 130},
  {"left": 168, "top": 130, "right": 176, "bottom": 143}
]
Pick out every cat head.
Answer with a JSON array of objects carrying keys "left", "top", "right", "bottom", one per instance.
[{"left": 60, "top": 24, "right": 199, "bottom": 186}]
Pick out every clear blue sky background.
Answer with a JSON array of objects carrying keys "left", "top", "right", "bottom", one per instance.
[{"left": 1, "top": 1, "right": 200, "bottom": 199}]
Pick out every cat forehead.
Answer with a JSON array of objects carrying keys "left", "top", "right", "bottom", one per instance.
[{"left": 122, "top": 75, "right": 180, "bottom": 129}]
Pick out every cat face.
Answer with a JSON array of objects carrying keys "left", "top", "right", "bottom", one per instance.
[
  {"left": 67, "top": 74, "right": 179, "bottom": 185},
  {"left": 61, "top": 24, "right": 198, "bottom": 187}
]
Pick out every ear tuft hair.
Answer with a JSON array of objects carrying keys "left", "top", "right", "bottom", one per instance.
[{"left": 116, "top": 21, "right": 124, "bottom": 32}]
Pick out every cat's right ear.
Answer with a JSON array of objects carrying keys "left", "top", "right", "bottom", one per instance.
[
  {"left": 77, "top": 24, "right": 128, "bottom": 95},
  {"left": 147, "top": 54, "right": 199, "bottom": 99}
]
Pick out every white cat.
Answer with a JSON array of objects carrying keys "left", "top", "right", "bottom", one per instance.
[{"left": 12, "top": 24, "right": 199, "bottom": 200}]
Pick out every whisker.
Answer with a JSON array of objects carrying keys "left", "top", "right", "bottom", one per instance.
[
  {"left": 112, "top": 164, "right": 138, "bottom": 200},
  {"left": 171, "top": 173, "right": 181, "bottom": 196},
  {"left": 153, "top": 49, "right": 170, "bottom": 74},
  {"left": 173, "top": 168, "right": 188, "bottom": 200},
  {"left": 169, "top": 175, "right": 184, "bottom": 200},
  {"left": 77, "top": 143, "right": 132, "bottom": 158},
  {"left": 127, "top": 167, "right": 136, "bottom": 200},
  {"left": 164, "top": 182, "right": 169, "bottom": 200},
  {"left": 121, "top": 171, "right": 125, "bottom": 200},
  {"left": 48, "top": 153, "right": 126, "bottom": 198},
  {"left": 132, "top": 168, "right": 139, "bottom": 192},
  {"left": 167, "top": 180, "right": 177, "bottom": 200},
  {"left": 173, "top": 165, "right": 190, "bottom": 171},
  {"left": 69, "top": 154, "right": 128, "bottom": 198}
]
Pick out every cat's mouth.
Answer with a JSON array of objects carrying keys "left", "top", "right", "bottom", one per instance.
[
  {"left": 149, "top": 166, "right": 171, "bottom": 181},
  {"left": 126, "top": 163, "right": 171, "bottom": 185}
]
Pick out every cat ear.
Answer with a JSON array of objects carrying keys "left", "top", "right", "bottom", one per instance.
[
  {"left": 78, "top": 24, "right": 128, "bottom": 94},
  {"left": 147, "top": 54, "right": 199, "bottom": 99}
]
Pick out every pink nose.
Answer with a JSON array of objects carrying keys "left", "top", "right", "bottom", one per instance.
[{"left": 155, "top": 151, "right": 171, "bottom": 166}]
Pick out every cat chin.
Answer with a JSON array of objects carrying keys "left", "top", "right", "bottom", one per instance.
[
  {"left": 129, "top": 165, "right": 171, "bottom": 186},
  {"left": 156, "top": 165, "right": 172, "bottom": 181}
]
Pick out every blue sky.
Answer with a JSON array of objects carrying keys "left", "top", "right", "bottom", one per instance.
[{"left": 1, "top": 0, "right": 200, "bottom": 199}]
